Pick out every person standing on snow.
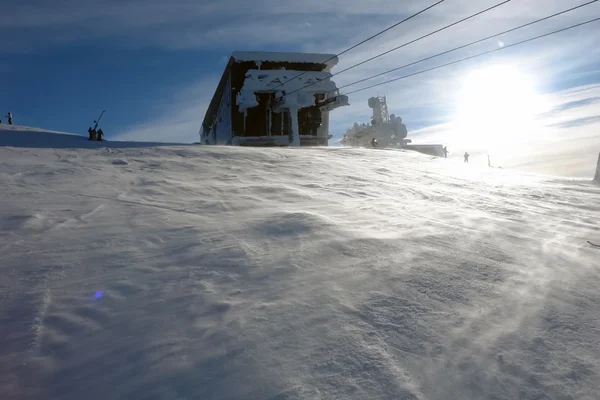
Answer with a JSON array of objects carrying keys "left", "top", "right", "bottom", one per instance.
[
  {"left": 88, "top": 127, "right": 96, "bottom": 141},
  {"left": 464, "top": 152, "right": 470, "bottom": 163},
  {"left": 443, "top": 146, "right": 449, "bottom": 158},
  {"left": 6, "top": 112, "right": 13, "bottom": 125},
  {"left": 97, "top": 128, "right": 104, "bottom": 141}
]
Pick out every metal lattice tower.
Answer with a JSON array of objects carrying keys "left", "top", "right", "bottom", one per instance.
[{"left": 379, "top": 95, "right": 390, "bottom": 123}]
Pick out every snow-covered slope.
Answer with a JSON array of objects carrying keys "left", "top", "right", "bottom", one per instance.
[
  {"left": 595, "top": 152, "right": 600, "bottom": 182},
  {"left": 0, "top": 125, "right": 186, "bottom": 148},
  {"left": 1, "top": 127, "right": 600, "bottom": 400}
]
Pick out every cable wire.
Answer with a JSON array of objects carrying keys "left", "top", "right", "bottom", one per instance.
[
  {"left": 343, "top": 17, "right": 600, "bottom": 96},
  {"left": 284, "top": 0, "right": 514, "bottom": 96},
  {"left": 337, "top": 0, "right": 598, "bottom": 91},
  {"left": 337, "top": 0, "right": 598, "bottom": 90},
  {"left": 270, "top": 0, "right": 446, "bottom": 91}
]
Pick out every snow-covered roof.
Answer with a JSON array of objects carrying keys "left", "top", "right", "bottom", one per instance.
[
  {"left": 231, "top": 51, "right": 338, "bottom": 68},
  {"left": 242, "top": 69, "right": 337, "bottom": 93},
  {"left": 236, "top": 69, "right": 339, "bottom": 112}
]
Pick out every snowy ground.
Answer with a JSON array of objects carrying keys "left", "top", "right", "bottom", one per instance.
[{"left": 2, "top": 126, "right": 600, "bottom": 400}]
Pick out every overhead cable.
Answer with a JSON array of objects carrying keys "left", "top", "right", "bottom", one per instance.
[
  {"left": 343, "top": 17, "right": 600, "bottom": 96},
  {"left": 270, "top": 0, "right": 446, "bottom": 91},
  {"left": 284, "top": 0, "right": 514, "bottom": 96},
  {"left": 337, "top": 0, "right": 599, "bottom": 91}
]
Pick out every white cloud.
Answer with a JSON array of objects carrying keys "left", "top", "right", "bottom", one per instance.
[{"left": 4, "top": 0, "right": 599, "bottom": 52}]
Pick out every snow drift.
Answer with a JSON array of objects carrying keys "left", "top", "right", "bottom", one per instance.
[{"left": 1, "top": 127, "right": 600, "bottom": 400}]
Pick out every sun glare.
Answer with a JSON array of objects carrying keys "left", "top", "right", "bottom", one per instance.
[{"left": 453, "top": 65, "right": 550, "bottom": 154}]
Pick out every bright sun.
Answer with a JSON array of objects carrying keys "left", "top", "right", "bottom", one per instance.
[{"left": 453, "top": 64, "right": 550, "bottom": 154}]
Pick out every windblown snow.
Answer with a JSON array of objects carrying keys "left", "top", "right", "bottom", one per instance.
[{"left": 2, "top": 126, "right": 600, "bottom": 400}]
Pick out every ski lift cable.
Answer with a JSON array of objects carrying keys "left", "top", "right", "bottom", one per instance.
[
  {"left": 342, "top": 17, "right": 600, "bottom": 96},
  {"left": 270, "top": 0, "right": 446, "bottom": 91},
  {"left": 335, "top": 0, "right": 599, "bottom": 91},
  {"left": 284, "top": 0, "right": 514, "bottom": 97}
]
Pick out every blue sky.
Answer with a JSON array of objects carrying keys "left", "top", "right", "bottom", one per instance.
[
  {"left": 1, "top": 45, "right": 225, "bottom": 136},
  {"left": 2, "top": 0, "right": 600, "bottom": 176}
]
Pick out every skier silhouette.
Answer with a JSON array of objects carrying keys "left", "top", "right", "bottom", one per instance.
[
  {"left": 464, "top": 152, "right": 470, "bottom": 163},
  {"left": 443, "top": 146, "right": 449, "bottom": 158},
  {"left": 5, "top": 112, "right": 13, "bottom": 125}
]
